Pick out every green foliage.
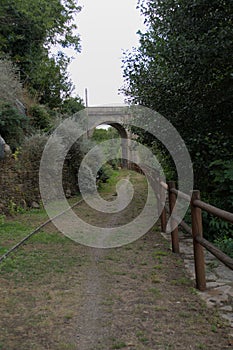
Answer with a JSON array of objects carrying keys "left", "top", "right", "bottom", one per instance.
[
  {"left": 0, "top": 0, "right": 81, "bottom": 56},
  {"left": 150, "top": 141, "right": 176, "bottom": 180},
  {"left": 60, "top": 96, "right": 84, "bottom": 116},
  {"left": 0, "top": 58, "right": 23, "bottom": 105},
  {"left": 111, "top": 341, "right": 127, "bottom": 349},
  {"left": 91, "top": 127, "right": 121, "bottom": 169},
  {"left": 122, "top": 1, "right": 233, "bottom": 255},
  {"left": 0, "top": 102, "right": 29, "bottom": 150},
  {"left": 209, "top": 159, "right": 233, "bottom": 212},
  {"left": 27, "top": 52, "right": 74, "bottom": 108},
  {"left": 28, "top": 104, "right": 52, "bottom": 131},
  {"left": 20, "top": 134, "right": 48, "bottom": 166},
  {"left": 0, "top": 0, "right": 82, "bottom": 107},
  {"left": 214, "top": 236, "right": 233, "bottom": 258},
  {"left": 122, "top": 0, "right": 233, "bottom": 189},
  {"left": 92, "top": 127, "right": 120, "bottom": 143},
  {"left": 18, "top": 134, "right": 48, "bottom": 204},
  {"left": 201, "top": 158, "right": 233, "bottom": 254},
  {"left": 98, "top": 163, "right": 114, "bottom": 184},
  {"left": 202, "top": 210, "right": 233, "bottom": 257}
]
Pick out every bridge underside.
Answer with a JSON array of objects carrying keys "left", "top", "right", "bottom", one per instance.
[{"left": 87, "top": 107, "right": 131, "bottom": 169}]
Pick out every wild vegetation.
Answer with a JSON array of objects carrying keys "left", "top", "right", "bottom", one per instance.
[
  {"left": 0, "top": 0, "right": 87, "bottom": 211},
  {"left": 0, "top": 0, "right": 84, "bottom": 150},
  {"left": 122, "top": 0, "right": 233, "bottom": 254},
  {"left": 0, "top": 1, "right": 232, "bottom": 255},
  {"left": 0, "top": 171, "right": 232, "bottom": 349}
]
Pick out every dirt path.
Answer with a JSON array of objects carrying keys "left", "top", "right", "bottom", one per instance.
[{"left": 0, "top": 171, "right": 232, "bottom": 349}]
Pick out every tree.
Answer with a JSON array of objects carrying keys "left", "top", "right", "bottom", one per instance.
[
  {"left": 122, "top": 0, "right": 233, "bottom": 189},
  {"left": 0, "top": 58, "right": 23, "bottom": 106},
  {"left": 60, "top": 96, "right": 85, "bottom": 116},
  {"left": 122, "top": 0, "right": 233, "bottom": 251},
  {"left": 0, "top": 0, "right": 81, "bottom": 107},
  {"left": 0, "top": 102, "right": 28, "bottom": 150},
  {"left": 0, "top": 58, "right": 28, "bottom": 150}
]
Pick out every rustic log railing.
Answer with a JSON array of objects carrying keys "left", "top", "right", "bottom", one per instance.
[{"left": 136, "top": 164, "right": 233, "bottom": 291}]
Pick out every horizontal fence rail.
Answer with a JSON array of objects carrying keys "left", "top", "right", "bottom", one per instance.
[{"left": 136, "top": 164, "right": 233, "bottom": 291}]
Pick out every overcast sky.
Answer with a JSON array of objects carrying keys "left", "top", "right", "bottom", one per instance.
[{"left": 68, "top": 0, "right": 144, "bottom": 106}]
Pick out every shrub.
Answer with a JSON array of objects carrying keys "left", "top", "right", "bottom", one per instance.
[
  {"left": 18, "top": 134, "right": 48, "bottom": 204},
  {"left": 0, "top": 58, "right": 23, "bottom": 105},
  {"left": 97, "top": 163, "right": 114, "bottom": 184},
  {"left": 214, "top": 236, "right": 233, "bottom": 259},
  {"left": 28, "top": 104, "right": 53, "bottom": 131},
  {"left": 0, "top": 102, "right": 29, "bottom": 151}
]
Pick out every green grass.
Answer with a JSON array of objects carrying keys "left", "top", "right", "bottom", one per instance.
[
  {"left": 0, "top": 221, "right": 86, "bottom": 283},
  {"left": 149, "top": 287, "right": 161, "bottom": 296},
  {"left": 153, "top": 250, "right": 169, "bottom": 257},
  {"left": 0, "top": 170, "right": 144, "bottom": 283},
  {"left": 0, "top": 221, "right": 32, "bottom": 242},
  {"left": 171, "top": 277, "right": 191, "bottom": 286},
  {"left": 0, "top": 240, "right": 85, "bottom": 282},
  {"left": 98, "top": 169, "right": 121, "bottom": 194},
  {"left": 112, "top": 341, "right": 127, "bottom": 349},
  {"left": 136, "top": 331, "right": 149, "bottom": 344}
]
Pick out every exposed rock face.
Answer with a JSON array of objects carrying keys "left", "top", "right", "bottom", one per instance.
[
  {"left": 0, "top": 135, "right": 6, "bottom": 159},
  {"left": 0, "top": 155, "right": 78, "bottom": 215},
  {"left": 0, "top": 135, "right": 11, "bottom": 159},
  {"left": 31, "top": 201, "right": 40, "bottom": 209}
]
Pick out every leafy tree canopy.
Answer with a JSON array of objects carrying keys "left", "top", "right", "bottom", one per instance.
[
  {"left": 122, "top": 0, "right": 233, "bottom": 189},
  {"left": 0, "top": 0, "right": 82, "bottom": 107}
]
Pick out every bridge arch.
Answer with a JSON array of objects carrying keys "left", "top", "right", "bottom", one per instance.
[{"left": 87, "top": 107, "right": 131, "bottom": 169}]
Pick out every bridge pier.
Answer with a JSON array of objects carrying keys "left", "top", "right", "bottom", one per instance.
[{"left": 86, "top": 106, "right": 133, "bottom": 170}]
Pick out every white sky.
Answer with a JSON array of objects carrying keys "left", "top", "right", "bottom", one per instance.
[{"left": 67, "top": 0, "right": 144, "bottom": 106}]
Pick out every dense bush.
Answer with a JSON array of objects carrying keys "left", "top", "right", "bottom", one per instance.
[
  {"left": 18, "top": 134, "right": 48, "bottom": 205},
  {"left": 214, "top": 236, "right": 233, "bottom": 259},
  {"left": 28, "top": 105, "right": 53, "bottom": 131},
  {"left": 0, "top": 102, "right": 29, "bottom": 151},
  {"left": 0, "top": 58, "right": 23, "bottom": 105},
  {"left": 97, "top": 163, "right": 114, "bottom": 184}
]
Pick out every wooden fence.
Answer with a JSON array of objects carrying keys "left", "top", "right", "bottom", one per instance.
[{"left": 135, "top": 164, "right": 233, "bottom": 291}]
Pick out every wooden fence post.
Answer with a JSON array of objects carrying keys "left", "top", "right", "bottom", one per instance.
[
  {"left": 168, "top": 181, "right": 180, "bottom": 253},
  {"left": 149, "top": 169, "right": 161, "bottom": 227},
  {"left": 191, "top": 190, "right": 206, "bottom": 291},
  {"left": 159, "top": 176, "right": 167, "bottom": 233}
]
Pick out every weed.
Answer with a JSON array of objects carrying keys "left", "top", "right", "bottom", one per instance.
[
  {"left": 171, "top": 277, "right": 191, "bottom": 286},
  {"left": 151, "top": 273, "right": 160, "bottom": 284},
  {"left": 190, "top": 287, "right": 198, "bottom": 295},
  {"left": 64, "top": 313, "right": 74, "bottom": 321},
  {"left": 112, "top": 271, "right": 127, "bottom": 276},
  {"left": 0, "top": 214, "right": 5, "bottom": 225},
  {"left": 153, "top": 264, "right": 163, "bottom": 270},
  {"left": 105, "top": 255, "right": 120, "bottom": 262},
  {"left": 206, "top": 261, "right": 219, "bottom": 271},
  {"left": 175, "top": 259, "right": 183, "bottom": 267},
  {"left": 123, "top": 245, "right": 133, "bottom": 251},
  {"left": 178, "top": 311, "right": 191, "bottom": 318},
  {"left": 154, "top": 305, "right": 168, "bottom": 311},
  {"left": 112, "top": 341, "right": 127, "bottom": 349},
  {"left": 136, "top": 330, "right": 149, "bottom": 344},
  {"left": 101, "top": 299, "right": 114, "bottom": 306},
  {"left": 211, "top": 324, "right": 217, "bottom": 333},
  {"left": 149, "top": 287, "right": 161, "bottom": 296},
  {"left": 153, "top": 250, "right": 168, "bottom": 257}
]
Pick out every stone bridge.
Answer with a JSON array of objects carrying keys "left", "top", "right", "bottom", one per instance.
[{"left": 86, "top": 106, "right": 137, "bottom": 168}]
